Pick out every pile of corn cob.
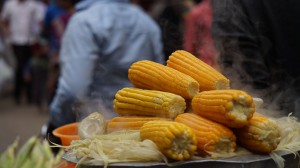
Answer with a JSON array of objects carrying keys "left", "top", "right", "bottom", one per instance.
[
  {"left": 110, "top": 50, "right": 281, "bottom": 160},
  {"left": 66, "top": 50, "right": 298, "bottom": 167},
  {"left": 0, "top": 136, "right": 63, "bottom": 168}
]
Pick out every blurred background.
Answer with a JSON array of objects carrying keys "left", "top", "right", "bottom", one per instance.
[
  {"left": 0, "top": 0, "right": 204, "bottom": 153},
  {"left": 1, "top": 0, "right": 299, "bottom": 155}
]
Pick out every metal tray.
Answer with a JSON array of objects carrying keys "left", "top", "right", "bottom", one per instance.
[{"left": 62, "top": 151, "right": 299, "bottom": 168}]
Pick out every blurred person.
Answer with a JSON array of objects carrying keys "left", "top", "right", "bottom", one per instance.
[
  {"left": 131, "top": 0, "right": 155, "bottom": 13},
  {"left": 29, "top": 0, "right": 48, "bottom": 108},
  {"left": 0, "top": 35, "right": 14, "bottom": 95},
  {"left": 156, "top": 0, "right": 194, "bottom": 63},
  {"left": 33, "top": 0, "right": 47, "bottom": 39},
  {"left": 53, "top": 0, "right": 76, "bottom": 48},
  {"left": 184, "top": 0, "right": 218, "bottom": 68},
  {"left": 0, "top": 1, "right": 5, "bottom": 12},
  {"left": 42, "top": 0, "right": 65, "bottom": 103},
  {"left": 211, "top": 0, "right": 300, "bottom": 117},
  {"left": 31, "top": 39, "right": 49, "bottom": 110},
  {"left": 1, "top": 0, "right": 40, "bottom": 104},
  {"left": 46, "top": 0, "right": 163, "bottom": 147},
  {"left": 42, "top": 0, "right": 64, "bottom": 58},
  {"left": 46, "top": 0, "right": 76, "bottom": 107}
]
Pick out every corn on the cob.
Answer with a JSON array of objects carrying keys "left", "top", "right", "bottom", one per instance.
[
  {"left": 192, "top": 90, "right": 255, "bottom": 128},
  {"left": 175, "top": 113, "right": 236, "bottom": 154},
  {"left": 113, "top": 87, "right": 186, "bottom": 119},
  {"left": 128, "top": 60, "right": 199, "bottom": 99},
  {"left": 140, "top": 120, "right": 197, "bottom": 161},
  {"left": 106, "top": 116, "right": 169, "bottom": 133},
  {"left": 167, "top": 50, "right": 230, "bottom": 91},
  {"left": 234, "top": 113, "right": 280, "bottom": 154}
]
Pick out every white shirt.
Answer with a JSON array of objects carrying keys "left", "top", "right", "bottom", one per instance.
[
  {"left": 32, "top": 1, "right": 46, "bottom": 36},
  {"left": 1, "top": 0, "right": 38, "bottom": 45}
]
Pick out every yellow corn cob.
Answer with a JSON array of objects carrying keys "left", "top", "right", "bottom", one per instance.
[
  {"left": 175, "top": 113, "right": 236, "bottom": 155},
  {"left": 191, "top": 90, "right": 255, "bottom": 128},
  {"left": 110, "top": 116, "right": 170, "bottom": 122},
  {"left": 234, "top": 113, "right": 280, "bottom": 154},
  {"left": 128, "top": 60, "right": 199, "bottom": 99},
  {"left": 140, "top": 120, "right": 197, "bottom": 161},
  {"left": 106, "top": 116, "right": 169, "bottom": 133},
  {"left": 113, "top": 87, "right": 186, "bottom": 119},
  {"left": 167, "top": 50, "right": 230, "bottom": 91}
]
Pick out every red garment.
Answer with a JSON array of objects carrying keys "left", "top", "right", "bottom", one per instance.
[
  {"left": 184, "top": 0, "right": 217, "bottom": 66},
  {"left": 53, "top": 12, "right": 73, "bottom": 51}
]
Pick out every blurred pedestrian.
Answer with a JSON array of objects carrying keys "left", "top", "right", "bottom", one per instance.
[
  {"left": 184, "top": 0, "right": 218, "bottom": 68},
  {"left": 42, "top": 0, "right": 65, "bottom": 104},
  {"left": 156, "top": 0, "right": 190, "bottom": 63},
  {"left": 31, "top": 39, "right": 49, "bottom": 110},
  {"left": 53, "top": 0, "right": 76, "bottom": 49},
  {"left": 46, "top": 0, "right": 163, "bottom": 148},
  {"left": 212, "top": 0, "right": 300, "bottom": 117},
  {"left": 45, "top": 0, "right": 77, "bottom": 107},
  {"left": 1, "top": 0, "right": 40, "bottom": 104}
]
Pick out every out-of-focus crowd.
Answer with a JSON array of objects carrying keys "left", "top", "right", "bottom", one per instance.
[
  {"left": 0, "top": 0, "right": 216, "bottom": 108},
  {"left": 0, "top": 0, "right": 77, "bottom": 106}
]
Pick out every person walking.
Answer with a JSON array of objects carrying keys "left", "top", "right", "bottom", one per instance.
[
  {"left": 1, "top": 0, "right": 40, "bottom": 104},
  {"left": 184, "top": 0, "right": 218, "bottom": 68},
  {"left": 46, "top": 0, "right": 163, "bottom": 149}
]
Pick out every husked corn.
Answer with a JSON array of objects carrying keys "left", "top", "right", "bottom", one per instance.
[
  {"left": 167, "top": 50, "right": 230, "bottom": 91},
  {"left": 114, "top": 87, "right": 186, "bottom": 119},
  {"left": 175, "top": 113, "right": 236, "bottom": 154},
  {"left": 234, "top": 113, "right": 281, "bottom": 154},
  {"left": 106, "top": 116, "right": 169, "bottom": 133},
  {"left": 140, "top": 120, "right": 197, "bottom": 161},
  {"left": 128, "top": 60, "right": 199, "bottom": 99},
  {"left": 192, "top": 90, "right": 255, "bottom": 128}
]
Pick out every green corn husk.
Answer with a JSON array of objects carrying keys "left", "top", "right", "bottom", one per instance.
[
  {"left": 13, "top": 136, "right": 38, "bottom": 168},
  {"left": 44, "top": 158, "right": 55, "bottom": 168},
  {"left": 19, "top": 157, "right": 35, "bottom": 168},
  {"left": 0, "top": 137, "right": 19, "bottom": 168},
  {"left": 30, "top": 140, "right": 45, "bottom": 168},
  {"left": 30, "top": 140, "right": 42, "bottom": 161},
  {"left": 0, "top": 135, "right": 63, "bottom": 168},
  {"left": 34, "top": 156, "right": 45, "bottom": 168},
  {"left": 40, "top": 140, "right": 54, "bottom": 161}
]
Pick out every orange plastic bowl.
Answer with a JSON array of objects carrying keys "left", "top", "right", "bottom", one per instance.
[{"left": 53, "top": 122, "right": 80, "bottom": 146}]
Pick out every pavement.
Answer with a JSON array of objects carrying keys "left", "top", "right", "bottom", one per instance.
[{"left": 0, "top": 93, "right": 49, "bottom": 153}]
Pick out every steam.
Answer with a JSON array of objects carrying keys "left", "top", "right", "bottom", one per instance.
[
  {"left": 71, "top": 97, "right": 118, "bottom": 123},
  {"left": 211, "top": 0, "right": 298, "bottom": 118}
]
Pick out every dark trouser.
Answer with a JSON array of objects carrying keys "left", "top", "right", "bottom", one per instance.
[
  {"left": 32, "top": 65, "right": 48, "bottom": 107},
  {"left": 12, "top": 44, "right": 32, "bottom": 104}
]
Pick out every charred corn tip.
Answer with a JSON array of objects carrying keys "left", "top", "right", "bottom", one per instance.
[
  {"left": 192, "top": 90, "right": 255, "bottom": 128},
  {"left": 167, "top": 50, "right": 230, "bottom": 91},
  {"left": 234, "top": 114, "right": 281, "bottom": 153},
  {"left": 113, "top": 87, "right": 186, "bottom": 119},
  {"left": 140, "top": 120, "right": 197, "bottom": 161}
]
